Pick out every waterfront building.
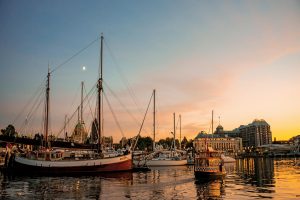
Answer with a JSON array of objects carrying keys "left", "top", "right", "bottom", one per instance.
[
  {"left": 213, "top": 119, "right": 272, "bottom": 148},
  {"left": 194, "top": 132, "right": 242, "bottom": 154},
  {"left": 214, "top": 125, "right": 240, "bottom": 138},
  {"left": 239, "top": 119, "right": 272, "bottom": 148}
]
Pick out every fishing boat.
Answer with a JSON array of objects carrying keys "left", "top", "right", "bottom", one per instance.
[
  {"left": 194, "top": 147, "right": 225, "bottom": 179},
  {"left": 6, "top": 35, "right": 133, "bottom": 175}
]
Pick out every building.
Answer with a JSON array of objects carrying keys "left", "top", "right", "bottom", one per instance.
[
  {"left": 194, "top": 132, "right": 242, "bottom": 154},
  {"left": 213, "top": 119, "right": 272, "bottom": 148},
  {"left": 71, "top": 122, "right": 88, "bottom": 143},
  {"left": 214, "top": 125, "right": 240, "bottom": 138},
  {"left": 239, "top": 119, "right": 272, "bottom": 148}
]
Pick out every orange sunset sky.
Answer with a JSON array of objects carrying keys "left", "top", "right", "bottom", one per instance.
[{"left": 0, "top": 1, "right": 299, "bottom": 142}]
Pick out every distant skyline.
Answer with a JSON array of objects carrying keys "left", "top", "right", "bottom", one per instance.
[{"left": 1, "top": 1, "right": 300, "bottom": 141}]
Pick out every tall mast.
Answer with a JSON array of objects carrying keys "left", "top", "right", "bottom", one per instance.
[
  {"left": 44, "top": 69, "right": 50, "bottom": 148},
  {"left": 81, "top": 81, "right": 84, "bottom": 124},
  {"left": 173, "top": 112, "right": 176, "bottom": 150},
  {"left": 77, "top": 106, "right": 80, "bottom": 122},
  {"left": 153, "top": 89, "right": 156, "bottom": 151},
  {"left": 98, "top": 34, "right": 104, "bottom": 152},
  {"left": 179, "top": 114, "right": 181, "bottom": 150},
  {"left": 80, "top": 81, "right": 84, "bottom": 143},
  {"left": 64, "top": 114, "right": 67, "bottom": 140},
  {"left": 212, "top": 110, "right": 214, "bottom": 134}
]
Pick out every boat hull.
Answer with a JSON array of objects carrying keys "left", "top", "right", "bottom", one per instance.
[
  {"left": 7, "top": 154, "right": 132, "bottom": 176},
  {"left": 194, "top": 171, "right": 225, "bottom": 180},
  {"left": 146, "top": 159, "right": 187, "bottom": 166}
]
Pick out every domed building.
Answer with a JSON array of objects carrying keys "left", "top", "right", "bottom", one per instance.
[
  {"left": 215, "top": 124, "right": 224, "bottom": 134},
  {"left": 71, "top": 122, "right": 88, "bottom": 143}
]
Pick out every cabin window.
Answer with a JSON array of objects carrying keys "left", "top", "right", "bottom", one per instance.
[{"left": 197, "top": 159, "right": 208, "bottom": 166}]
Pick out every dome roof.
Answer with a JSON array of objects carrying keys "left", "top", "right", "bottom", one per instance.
[{"left": 216, "top": 125, "right": 223, "bottom": 129}]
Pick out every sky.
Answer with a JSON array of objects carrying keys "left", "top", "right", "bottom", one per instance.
[{"left": 0, "top": 0, "right": 300, "bottom": 142}]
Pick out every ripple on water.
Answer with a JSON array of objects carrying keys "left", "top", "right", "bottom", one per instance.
[{"left": 1, "top": 158, "right": 300, "bottom": 199}]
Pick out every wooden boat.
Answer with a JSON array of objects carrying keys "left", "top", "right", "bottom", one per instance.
[
  {"left": 6, "top": 35, "right": 133, "bottom": 175},
  {"left": 194, "top": 147, "right": 225, "bottom": 179}
]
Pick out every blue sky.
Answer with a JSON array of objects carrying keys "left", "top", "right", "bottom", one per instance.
[{"left": 1, "top": 0, "right": 300, "bottom": 141}]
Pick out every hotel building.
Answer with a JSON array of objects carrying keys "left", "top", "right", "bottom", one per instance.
[{"left": 194, "top": 132, "right": 243, "bottom": 153}]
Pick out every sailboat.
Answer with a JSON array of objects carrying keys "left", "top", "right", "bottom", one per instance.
[
  {"left": 7, "top": 35, "right": 133, "bottom": 175},
  {"left": 146, "top": 113, "right": 187, "bottom": 166},
  {"left": 133, "top": 94, "right": 187, "bottom": 166}
]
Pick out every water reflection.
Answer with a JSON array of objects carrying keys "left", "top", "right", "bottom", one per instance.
[
  {"left": 1, "top": 159, "right": 300, "bottom": 199},
  {"left": 0, "top": 172, "right": 133, "bottom": 200},
  {"left": 236, "top": 157, "right": 275, "bottom": 188},
  {"left": 195, "top": 179, "right": 225, "bottom": 199}
]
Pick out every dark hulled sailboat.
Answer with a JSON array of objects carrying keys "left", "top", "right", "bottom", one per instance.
[{"left": 8, "top": 35, "right": 133, "bottom": 175}]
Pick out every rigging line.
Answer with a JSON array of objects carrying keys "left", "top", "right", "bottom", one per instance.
[
  {"left": 18, "top": 87, "right": 45, "bottom": 131},
  {"left": 25, "top": 87, "right": 45, "bottom": 121},
  {"left": 12, "top": 77, "right": 46, "bottom": 125},
  {"left": 104, "top": 39, "right": 144, "bottom": 115},
  {"left": 79, "top": 86, "right": 97, "bottom": 136},
  {"left": 103, "top": 91, "right": 125, "bottom": 138},
  {"left": 103, "top": 81, "right": 140, "bottom": 127},
  {"left": 132, "top": 92, "right": 154, "bottom": 150},
  {"left": 84, "top": 84, "right": 97, "bottom": 131},
  {"left": 50, "top": 37, "right": 100, "bottom": 74},
  {"left": 55, "top": 83, "right": 97, "bottom": 138},
  {"left": 103, "top": 81, "right": 152, "bottom": 136},
  {"left": 19, "top": 94, "right": 44, "bottom": 134},
  {"left": 66, "top": 83, "right": 81, "bottom": 115}
]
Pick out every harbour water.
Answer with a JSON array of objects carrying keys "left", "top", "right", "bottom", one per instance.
[{"left": 1, "top": 158, "right": 299, "bottom": 199}]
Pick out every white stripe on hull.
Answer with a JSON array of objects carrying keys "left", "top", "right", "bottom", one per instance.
[
  {"left": 146, "top": 159, "right": 187, "bottom": 166},
  {"left": 15, "top": 153, "right": 132, "bottom": 168}
]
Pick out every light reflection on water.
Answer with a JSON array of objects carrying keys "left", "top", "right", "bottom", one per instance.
[{"left": 1, "top": 158, "right": 300, "bottom": 199}]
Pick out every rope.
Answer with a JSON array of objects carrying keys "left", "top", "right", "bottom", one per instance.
[
  {"left": 103, "top": 81, "right": 140, "bottom": 127},
  {"left": 12, "top": 77, "right": 46, "bottom": 126},
  {"left": 104, "top": 39, "right": 145, "bottom": 116},
  {"left": 55, "top": 82, "right": 97, "bottom": 138},
  {"left": 133, "top": 92, "right": 154, "bottom": 150},
  {"left": 103, "top": 91, "right": 125, "bottom": 138},
  {"left": 50, "top": 37, "right": 100, "bottom": 74}
]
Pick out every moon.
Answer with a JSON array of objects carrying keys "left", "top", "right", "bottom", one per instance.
[{"left": 82, "top": 66, "right": 86, "bottom": 71}]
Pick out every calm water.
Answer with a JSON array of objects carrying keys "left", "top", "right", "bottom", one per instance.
[{"left": 1, "top": 158, "right": 300, "bottom": 199}]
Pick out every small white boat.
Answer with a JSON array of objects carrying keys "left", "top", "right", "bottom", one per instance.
[
  {"left": 221, "top": 154, "right": 236, "bottom": 163},
  {"left": 134, "top": 150, "right": 187, "bottom": 166}
]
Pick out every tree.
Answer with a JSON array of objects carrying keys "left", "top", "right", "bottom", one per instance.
[
  {"left": 181, "top": 136, "right": 188, "bottom": 149},
  {"left": 186, "top": 139, "right": 194, "bottom": 148},
  {"left": 1, "top": 124, "right": 18, "bottom": 137},
  {"left": 136, "top": 136, "right": 153, "bottom": 151}
]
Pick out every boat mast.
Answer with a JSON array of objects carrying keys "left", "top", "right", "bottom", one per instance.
[
  {"left": 212, "top": 110, "right": 214, "bottom": 134},
  {"left": 153, "top": 89, "right": 156, "bottom": 151},
  {"left": 179, "top": 114, "right": 181, "bottom": 150},
  {"left": 98, "top": 34, "right": 104, "bottom": 152},
  {"left": 80, "top": 81, "right": 84, "bottom": 143},
  {"left": 64, "top": 114, "right": 67, "bottom": 140},
  {"left": 173, "top": 112, "right": 176, "bottom": 150},
  {"left": 81, "top": 81, "right": 84, "bottom": 124},
  {"left": 44, "top": 69, "right": 50, "bottom": 148}
]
